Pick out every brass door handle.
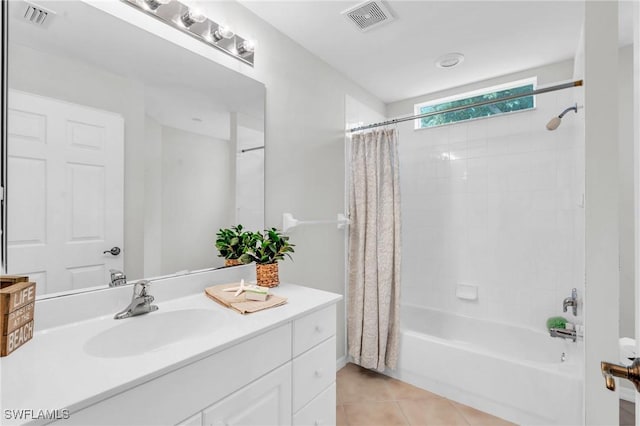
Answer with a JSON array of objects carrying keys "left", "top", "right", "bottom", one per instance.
[{"left": 601, "top": 358, "right": 640, "bottom": 392}]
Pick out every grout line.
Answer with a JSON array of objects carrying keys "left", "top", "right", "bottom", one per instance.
[
  {"left": 448, "top": 400, "right": 473, "bottom": 426},
  {"left": 395, "top": 400, "right": 412, "bottom": 426}
]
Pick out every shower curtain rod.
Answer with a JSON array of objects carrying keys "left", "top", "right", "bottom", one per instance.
[
  {"left": 348, "top": 79, "right": 583, "bottom": 133},
  {"left": 240, "top": 146, "right": 265, "bottom": 153}
]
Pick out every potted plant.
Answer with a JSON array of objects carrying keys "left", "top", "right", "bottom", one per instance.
[
  {"left": 239, "top": 228, "right": 294, "bottom": 287},
  {"left": 215, "top": 225, "right": 254, "bottom": 267}
]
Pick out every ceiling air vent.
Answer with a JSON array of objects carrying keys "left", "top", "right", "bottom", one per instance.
[
  {"left": 341, "top": 1, "right": 395, "bottom": 32},
  {"left": 21, "top": 1, "right": 55, "bottom": 27}
]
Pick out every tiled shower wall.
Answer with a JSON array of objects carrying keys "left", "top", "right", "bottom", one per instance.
[{"left": 396, "top": 88, "right": 584, "bottom": 330}]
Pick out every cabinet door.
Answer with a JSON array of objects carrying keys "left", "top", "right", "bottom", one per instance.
[{"left": 203, "top": 363, "right": 292, "bottom": 426}]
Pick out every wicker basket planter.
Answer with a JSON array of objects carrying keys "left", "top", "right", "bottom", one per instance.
[
  {"left": 224, "top": 258, "right": 242, "bottom": 267},
  {"left": 256, "top": 263, "right": 279, "bottom": 288}
]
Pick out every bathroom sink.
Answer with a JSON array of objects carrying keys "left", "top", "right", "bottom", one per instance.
[{"left": 84, "top": 309, "right": 224, "bottom": 358}]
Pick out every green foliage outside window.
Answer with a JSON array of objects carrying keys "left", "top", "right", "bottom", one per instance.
[{"left": 418, "top": 84, "right": 535, "bottom": 128}]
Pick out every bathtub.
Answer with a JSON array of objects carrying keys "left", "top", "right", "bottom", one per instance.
[{"left": 387, "top": 305, "right": 583, "bottom": 425}]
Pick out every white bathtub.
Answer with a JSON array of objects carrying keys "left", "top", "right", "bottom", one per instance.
[{"left": 387, "top": 305, "right": 583, "bottom": 425}]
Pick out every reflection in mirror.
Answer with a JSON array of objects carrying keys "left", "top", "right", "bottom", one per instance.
[{"left": 7, "top": 1, "right": 265, "bottom": 297}]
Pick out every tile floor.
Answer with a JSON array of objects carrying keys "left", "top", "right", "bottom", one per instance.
[
  {"left": 336, "top": 363, "right": 515, "bottom": 426},
  {"left": 620, "top": 399, "right": 634, "bottom": 426},
  {"left": 337, "top": 363, "right": 637, "bottom": 425}
]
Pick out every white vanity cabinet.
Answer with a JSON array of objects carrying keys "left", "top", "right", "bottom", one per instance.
[
  {"left": 53, "top": 304, "right": 337, "bottom": 426},
  {"left": 193, "top": 304, "right": 337, "bottom": 426},
  {"left": 291, "top": 306, "right": 337, "bottom": 426}
]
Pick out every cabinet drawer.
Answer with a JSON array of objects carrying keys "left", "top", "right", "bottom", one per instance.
[
  {"left": 293, "top": 305, "right": 335, "bottom": 356},
  {"left": 292, "top": 336, "right": 336, "bottom": 412},
  {"left": 293, "top": 382, "right": 336, "bottom": 426}
]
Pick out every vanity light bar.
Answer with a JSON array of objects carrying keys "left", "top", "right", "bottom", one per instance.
[{"left": 122, "top": 0, "right": 255, "bottom": 67}]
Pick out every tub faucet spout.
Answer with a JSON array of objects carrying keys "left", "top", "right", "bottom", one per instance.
[{"left": 549, "top": 327, "right": 577, "bottom": 342}]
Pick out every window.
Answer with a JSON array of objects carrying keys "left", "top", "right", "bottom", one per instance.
[{"left": 414, "top": 78, "right": 536, "bottom": 129}]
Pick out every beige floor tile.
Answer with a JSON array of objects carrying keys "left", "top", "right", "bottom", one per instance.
[
  {"left": 337, "top": 364, "right": 395, "bottom": 404},
  {"left": 344, "top": 401, "right": 408, "bottom": 426},
  {"left": 451, "top": 402, "right": 515, "bottom": 426},
  {"left": 337, "top": 404, "right": 348, "bottom": 426},
  {"left": 398, "top": 398, "right": 469, "bottom": 426},
  {"left": 338, "top": 363, "right": 363, "bottom": 377},
  {"left": 386, "top": 378, "right": 442, "bottom": 401}
]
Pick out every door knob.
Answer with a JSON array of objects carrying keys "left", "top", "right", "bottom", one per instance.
[
  {"left": 601, "top": 358, "right": 640, "bottom": 392},
  {"left": 103, "top": 247, "right": 121, "bottom": 256}
]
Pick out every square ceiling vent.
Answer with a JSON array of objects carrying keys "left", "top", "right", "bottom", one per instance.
[{"left": 341, "top": 1, "right": 395, "bottom": 32}]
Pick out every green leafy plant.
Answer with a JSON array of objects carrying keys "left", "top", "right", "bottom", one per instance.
[
  {"left": 215, "top": 225, "right": 254, "bottom": 260},
  {"left": 239, "top": 228, "right": 295, "bottom": 265}
]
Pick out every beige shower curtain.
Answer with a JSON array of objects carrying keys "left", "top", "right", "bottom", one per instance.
[{"left": 348, "top": 128, "right": 401, "bottom": 371}]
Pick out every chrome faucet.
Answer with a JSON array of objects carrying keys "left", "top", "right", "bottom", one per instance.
[
  {"left": 563, "top": 288, "right": 578, "bottom": 316},
  {"left": 114, "top": 280, "right": 159, "bottom": 320},
  {"left": 109, "top": 269, "right": 127, "bottom": 287}
]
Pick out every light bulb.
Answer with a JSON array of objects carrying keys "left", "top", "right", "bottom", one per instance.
[
  {"left": 211, "top": 24, "right": 234, "bottom": 42},
  {"left": 237, "top": 39, "right": 255, "bottom": 55},
  {"left": 143, "top": 0, "right": 171, "bottom": 11},
  {"left": 181, "top": 8, "right": 207, "bottom": 27}
]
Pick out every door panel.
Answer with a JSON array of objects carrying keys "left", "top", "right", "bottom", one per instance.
[{"left": 7, "top": 90, "right": 123, "bottom": 294}]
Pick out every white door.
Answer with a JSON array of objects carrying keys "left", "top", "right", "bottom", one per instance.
[
  {"left": 7, "top": 90, "right": 124, "bottom": 295},
  {"left": 635, "top": 2, "right": 640, "bottom": 425}
]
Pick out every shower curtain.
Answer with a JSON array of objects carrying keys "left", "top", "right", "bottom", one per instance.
[{"left": 347, "top": 128, "right": 401, "bottom": 371}]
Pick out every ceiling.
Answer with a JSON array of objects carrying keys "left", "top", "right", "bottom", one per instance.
[
  {"left": 10, "top": 0, "right": 265, "bottom": 139},
  {"left": 242, "top": 0, "right": 634, "bottom": 104}
]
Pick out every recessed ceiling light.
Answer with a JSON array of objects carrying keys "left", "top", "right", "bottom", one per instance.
[{"left": 435, "top": 53, "right": 465, "bottom": 69}]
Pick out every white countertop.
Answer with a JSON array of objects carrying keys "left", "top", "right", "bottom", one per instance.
[{"left": 0, "top": 282, "right": 341, "bottom": 425}]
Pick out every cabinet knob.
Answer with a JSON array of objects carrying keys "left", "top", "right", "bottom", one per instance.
[
  {"left": 314, "top": 420, "right": 322, "bottom": 426},
  {"left": 314, "top": 370, "right": 323, "bottom": 378},
  {"left": 315, "top": 325, "right": 322, "bottom": 333}
]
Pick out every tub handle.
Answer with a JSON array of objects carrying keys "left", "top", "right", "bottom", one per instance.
[{"left": 601, "top": 358, "right": 640, "bottom": 392}]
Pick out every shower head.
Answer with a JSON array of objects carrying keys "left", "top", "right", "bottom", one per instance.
[{"left": 546, "top": 103, "right": 578, "bottom": 131}]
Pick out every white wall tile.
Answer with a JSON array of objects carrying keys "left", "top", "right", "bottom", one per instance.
[{"left": 399, "top": 103, "right": 583, "bottom": 331}]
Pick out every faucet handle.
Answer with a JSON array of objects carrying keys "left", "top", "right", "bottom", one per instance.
[
  {"left": 110, "top": 269, "right": 125, "bottom": 280},
  {"left": 134, "top": 280, "right": 152, "bottom": 296}
]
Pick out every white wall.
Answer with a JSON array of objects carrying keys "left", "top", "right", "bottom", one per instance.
[
  {"left": 144, "top": 115, "right": 163, "bottom": 277},
  {"left": 174, "top": 1, "right": 387, "bottom": 360},
  {"left": 618, "top": 45, "right": 635, "bottom": 340},
  {"left": 582, "top": 2, "right": 619, "bottom": 422},
  {"left": 235, "top": 123, "right": 265, "bottom": 231},
  {"left": 387, "top": 60, "right": 584, "bottom": 331},
  {"left": 161, "top": 126, "right": 233, "bottom": 274}
]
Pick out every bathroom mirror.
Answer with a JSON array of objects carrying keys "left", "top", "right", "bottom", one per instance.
[{"left": 5, "top": 1, "right": 265, "bottom": 297}]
